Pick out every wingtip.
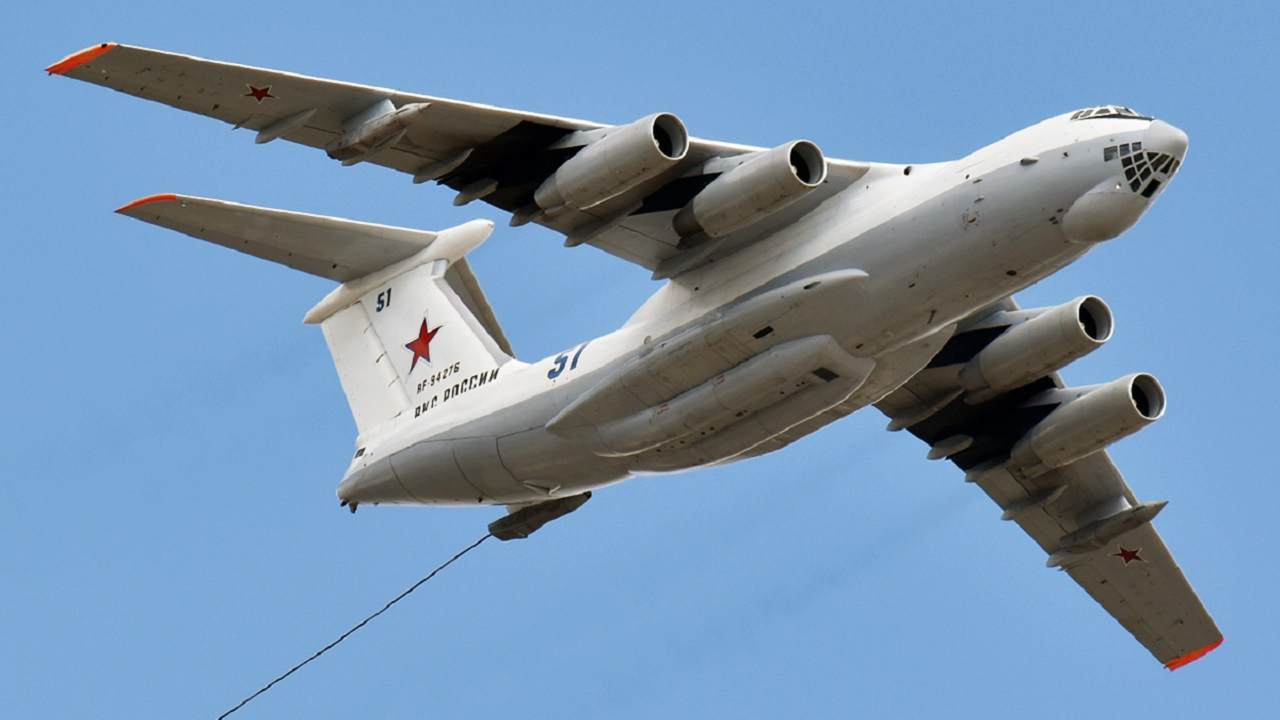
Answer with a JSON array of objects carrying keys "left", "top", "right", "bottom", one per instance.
[
  {"left": 46, "top": 42, "right": 117, "bottom": 76},
  {"left": 1164, "top": 637, "right": 1223, "bottom": 671},
  {"left": 116, "top": 193, "right": 179, "bottom": 214}
]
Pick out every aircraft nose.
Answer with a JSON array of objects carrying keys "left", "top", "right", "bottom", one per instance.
[
  {"left": 1145, "top": 119, "right": 1189, "bottom": 159},
  {"left": 1062, "top": 118, "right": 1187, "bottom": 243}
]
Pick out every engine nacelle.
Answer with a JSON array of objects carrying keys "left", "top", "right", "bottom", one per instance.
[
  {"left": 1010, "top": 373, "right": 1165, "bottom": 474},
  {"left": 534, "top": 113, "right": 689, "bottom": 212},
  {"left": 673, "top": 140, "right": 826, "bottom": 238},
  {"left": 961, "top": 296, "right": 1114, "bottom": 403}
]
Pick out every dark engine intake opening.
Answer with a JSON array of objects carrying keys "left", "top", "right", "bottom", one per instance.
[
  {"left": 652, "top": 113, "right": 688, "bottom": 159},
  {"left": 789, "top": 141, "right": 825, "bottom": 185},
  {"left": 1130, "top": 374, "right": 1166, "bottom": 419},
  {"left": 1077, "top": 295, "right": 1114, "bottom": 342}
]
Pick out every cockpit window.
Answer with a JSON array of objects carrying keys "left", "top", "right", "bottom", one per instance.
[
  {"left": 353, "top": 447, "right": 366, "bottom": 459},
  {"left": 1070, "top": 105, "right": 1153, "bottom": 121}
]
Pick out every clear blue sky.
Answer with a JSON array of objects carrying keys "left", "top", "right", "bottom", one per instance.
[{"left": 6, "top": 2, "right": 1276, "bottom": 717}]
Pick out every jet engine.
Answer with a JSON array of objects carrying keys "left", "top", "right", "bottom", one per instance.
[
  {"left": 961, "top": 296, "right": 1114, "bottom": 403},
  {"left": 673, "top": 140, "right": 826, "bottom": 238},
  {"left": 1010, "top": 373, "right": 1165, "bottom": 475},
  {"left": 534, "top": 113, "right": 689, "bottom": 212}
]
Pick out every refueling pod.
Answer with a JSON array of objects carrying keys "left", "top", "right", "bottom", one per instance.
[{"left": 326, "top": 101, "right": 431, "bottom": 166}]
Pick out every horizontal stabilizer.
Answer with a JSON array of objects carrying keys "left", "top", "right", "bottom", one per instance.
[
  {"left": 117, "top": 193, "right": 517, "bottom": 437},
  {"left": 116, "top": 194, "right": 436, "bottom": 282}
]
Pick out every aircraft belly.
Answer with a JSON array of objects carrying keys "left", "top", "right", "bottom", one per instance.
[
  {"left": 735, "top": 323, "right": 959, "bottom": 461},
  {"left": 547, "top": 270, "right": 871, "bottom": 436},
  {"left": 638, "top": 156, "right": 1089, "bottom": 371},
  {"left": 630, "top": 353, "right": 875, "bottom": 472},
  {"left": 773, "top": 168, "right": 1080, "bottom": 359},
  {"left": 388, "top": 440, "right": 485, "bottom": 505},
  {"left": 594, "top": 335, "right": 872, "bottom": 457},
  {"left": 336, "top": 455, "right": 422, "bottom": 506},
  {"left": 450, "top": 436, "right": 528, "bottom": 503},
  {"left": 496, "top": 428, "right": 630, "bottom": 495}
]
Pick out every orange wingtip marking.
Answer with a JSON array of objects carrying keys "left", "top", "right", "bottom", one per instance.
[
  {"left": 1165, "top": 637, "right": 1223, "bottom": 671},
  {"left": 115, "top": 194, "right": 179, "bottom": 214},
  {"left": 46, "top": 43, "right": 117, "bottom": 75}
]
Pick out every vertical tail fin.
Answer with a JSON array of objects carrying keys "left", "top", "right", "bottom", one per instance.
[{"left": 309, "top": 231, "right": 517, "bottom": 436}]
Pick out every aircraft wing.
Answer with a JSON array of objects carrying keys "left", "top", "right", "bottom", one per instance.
[
  {"left": 49, "top": 43, "right": 868, "bottom": 276},
  {"left": 873, "top": 299, "right": 1222, "bottom": 670}
]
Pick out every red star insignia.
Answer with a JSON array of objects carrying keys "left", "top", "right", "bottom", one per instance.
[
  {"left": 244, "top": 84, "right": 275, "bottom": 103},
  {"left": 404, "top": 320, "right": 441, "bottom": 373},
  {"left": 1113, "top": 546, "right": 1144, "bottom": 565}
]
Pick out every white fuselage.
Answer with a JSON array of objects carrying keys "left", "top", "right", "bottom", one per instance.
[{"left": 338, "top": 110, "right": 1186, "bottom": 507}]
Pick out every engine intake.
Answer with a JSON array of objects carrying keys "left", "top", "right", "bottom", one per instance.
[
  {"left": 673, "top": 140, "right": 826, "bottom": 238},
  {"left": 961, "top": 296, "right": 1114, "bottom": 403},
  {"left": 1010, "top": 373, "right": 1165, "bottom": 474},
  {"left": 535, "top": 113, "right": 689, "bottom": 212}
]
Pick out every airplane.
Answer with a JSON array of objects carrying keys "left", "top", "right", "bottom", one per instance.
[{"left": 49, "top": 43, "right": 1221, "bottom": 670}]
